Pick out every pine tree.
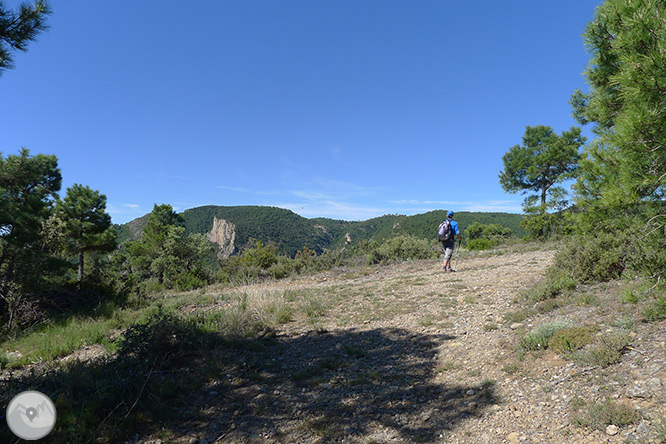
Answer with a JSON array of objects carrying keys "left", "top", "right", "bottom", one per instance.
[
  {"left": 0, "top": 148, "right": 61, "bottom": 326},
  {"left": 0, "top": 0, "right": 51, "bottom": 75},
  {"left": 499, "top": 125, "right": 585, "bottom": 212},
  {"left": 56, "top": 184, "right": 116, "bottom": 283}
]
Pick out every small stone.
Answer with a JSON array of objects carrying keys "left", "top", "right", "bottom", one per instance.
[
  {"left": 199, "top": 439, "right": 209, "bottom": 444},
  {"left": 208, "top": 391, "right": 218, "bottom": 396},
  {"left": 626, "top": 385, "right": 646, "bottom": 398},
  {"left": 188, "top": 438, "right": 199, "bottom": 444},
  {"left": 605, "top": 424, "right": 619, "bottom": 436},
  {"left": 506, "top": 432, "right": 519, "bottom": 444},
  {"left": 318, "top": 383, "right": 333, "bottom": 389},
  {"left": 466, "top": 389, "right": 475, "bottom": 396},
  {"left": 510, "top": 323, "right": 523, "bottom": 330},
  {"left": 636, "top": 420, "right": 650, "bottom": 434}
]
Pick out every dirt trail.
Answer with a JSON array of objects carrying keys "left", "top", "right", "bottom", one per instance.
[{"left": 152, "top": 247, "right": 666, "bottom": 444}]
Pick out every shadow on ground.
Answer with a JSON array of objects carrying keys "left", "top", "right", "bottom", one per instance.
[
  {"left": 190, "top": 328, "right": 499, "bottom": 444},
  {"left": 1, "top": 315, "right": 499, "bottom": 443}
]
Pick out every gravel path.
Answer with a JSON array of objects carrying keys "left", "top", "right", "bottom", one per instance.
[{"left": 147, "top": 247, "right": 666, "bottom": 444}]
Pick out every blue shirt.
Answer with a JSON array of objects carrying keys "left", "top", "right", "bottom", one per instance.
[{"left": 450, "top": 219, "right": 459, "bottom": 235}]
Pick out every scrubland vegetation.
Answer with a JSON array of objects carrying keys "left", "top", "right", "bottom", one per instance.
[{"left": 1, "top": 0, "right": 666, "bottom": 442}]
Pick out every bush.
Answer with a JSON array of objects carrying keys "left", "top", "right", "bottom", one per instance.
[
  {"left": 574, "top": 330, "right": 631, "bottom": 368},
  {"left": 525, "top": 268, "right": 578, "bottom": 302},
  {"left": 644, "top": 296, "right": 666, "bottom": 322},
  {"left": 548, "top": 325, "right": 596, "bottom": 354},
  {"left": 519, "top": 319, "right": 574, "bottom": 351},
  {"left": 467, "top": 238, "right": 497, "bottom": 251},
  {"left": 571, "top": 398, "right": 638, "bottom": 430},
  {"left": 267, "top": 256, "right": 295, "bottom": 280},
  {"left": 365, "top": 235, "right": 438, "bottom": 265},
  {"left": 556, "top": 232, "right": 630, "bottom": 283}
]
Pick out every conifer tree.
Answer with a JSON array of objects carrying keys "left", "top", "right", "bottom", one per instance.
[
  {"left": 499, "top": 125, "right": 585, "bottom": 212},
  {"left": 0, "top": 0, "right": 51, "bottom": 75},
  {"left": 571, "top": 0, "right": 666, "bottom": 209},
  {"left": 0, "top": 148, "right": 60, "bottom": 325},
  {"left": 56, "top": 184, "right": 116, "bottom": 283}
]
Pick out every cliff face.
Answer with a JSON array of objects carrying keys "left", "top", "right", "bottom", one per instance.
[{"left": 206, "top": 217, "right": 236, "bottom": 259}]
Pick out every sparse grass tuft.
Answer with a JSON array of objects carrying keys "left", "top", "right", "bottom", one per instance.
[
  {"left": 570, "top": 398, "right": 638, "bottom": 430},
  {"left": 613, "top": 314, "right": 636, "bottom": 331},
  {"left": 503, "top": 307, "right": 536, "bottom": 324},
  {"left": 301, "top": 293, "right": 328, "bottom": 319},
  {"left": 573, "top": 330, "right": 631, "bottom": 368},
  {"left": 246, "top": 289, "right": 294, "bottom": 326},
  {"left": 519, "top": 319, "right": 574, "bottom": 351},
  {"left": 644, "top": 296, "right": 666, "bottom": 322},
  {"left": 418, "top": 316, "right": 434, "bottom": 327},
  {"left": 436, "top": 361, "right": 459, "bottom": 373},
  {"left": 525, "top": 268, "right": 577, "bottom": 302},
  {"left": 502, "top": 363, "right": 519, "bottom": 374}
]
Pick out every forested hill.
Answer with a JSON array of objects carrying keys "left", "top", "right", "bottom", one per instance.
[
  {"left": 312, "top": 210, "right": 526, "bottom": 249},
  {"left": 115, "top": 206, "right": 524, "bottom": 257},
  {"left": 182, "top": 206, "right": 332, "bottom": 257}
]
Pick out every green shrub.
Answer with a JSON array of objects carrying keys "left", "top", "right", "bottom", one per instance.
[
  {"left": 644, "top": 296, "right": 666, "bottom": 322},
  {"left": 556, "top": 233, "right": 629, "bottom": 283},
  {"left": 570, "top": 398, "right": 638, "bottom": 430},
  {"left": 118, "top": 309, "right": 207, "bottom": 361},
  {"left": 267, "top": 256, "right": 294, "bottom": 279},
  {"left": 467, "top": 238, "right": 497, "bottom": 251},
  {"left": 519, "top": 319, "right": 574, "bottom": 351},
  {"left": 574, "top": 330, "right": 631, "bottom": 368},
  {"left": 173, "top": 270, "right": 208, "bottom": 291},
  {"left": 365, "top": 235, "right": 438, "bottom": 265},
  {"left": 548, "top": 325, "right": 596, "bottom": 354},
  {"left": 239, "top": 239, "right": 280, "bottom": 269},
  {"left": 526, "top": 268, "right": 578, "bottom": 302}
]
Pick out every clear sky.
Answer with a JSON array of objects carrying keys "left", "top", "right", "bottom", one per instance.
[{"left": 1, "top": 1, "right": 602, "bottom": 224}]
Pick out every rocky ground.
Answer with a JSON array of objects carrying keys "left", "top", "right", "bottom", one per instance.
[{"left": 138, "top": 246, "right": 666, "bottom": 444}]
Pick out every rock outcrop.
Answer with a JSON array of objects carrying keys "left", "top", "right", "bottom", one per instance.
[{"left": 206, "top": 217, "right": 236, "bottom": 259}]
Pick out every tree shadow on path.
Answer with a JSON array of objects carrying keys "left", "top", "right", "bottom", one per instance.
[
  {"left": 0, "top": 318, "right": 499, "bottom": 443},
  {"left": 190, "top": 327, "right": 499, "bottom": 443}
]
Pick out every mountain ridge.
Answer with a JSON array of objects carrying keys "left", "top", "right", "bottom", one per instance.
[{"left": 114, "top": 205, "right": 525, "bottom": 257}]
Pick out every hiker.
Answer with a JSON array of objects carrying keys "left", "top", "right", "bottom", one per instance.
[{"left": 439, "top": 210, "right": 462, "bottom": 272}]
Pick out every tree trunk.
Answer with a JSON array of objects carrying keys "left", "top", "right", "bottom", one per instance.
[{"left": 78, "top": 250, "right": 84, "bottom": 285}]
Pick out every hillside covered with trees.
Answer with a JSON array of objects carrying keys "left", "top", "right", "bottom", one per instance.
[{"left": 116, "top": 205, "right": 525, "bottom": 256}]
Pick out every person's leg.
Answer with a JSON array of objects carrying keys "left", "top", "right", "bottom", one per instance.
[{"left": 442, "top": 243, "right": 453, "bottom": 271}]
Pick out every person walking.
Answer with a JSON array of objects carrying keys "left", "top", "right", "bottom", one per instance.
[{"left": 439, "top": 210, "right": 462, "bottom": 272}]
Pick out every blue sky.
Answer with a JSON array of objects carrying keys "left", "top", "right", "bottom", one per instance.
[{"left": 1, "top": 1, "right": 602, "bottom": 224}]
